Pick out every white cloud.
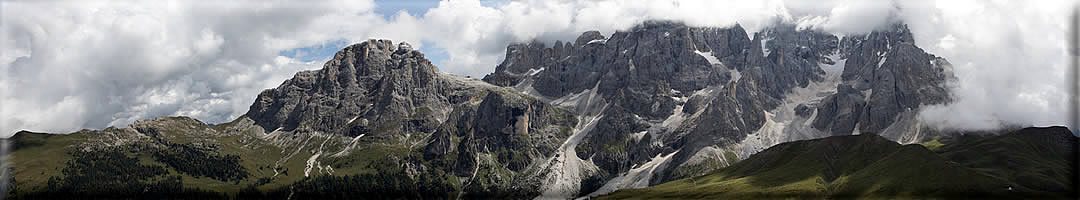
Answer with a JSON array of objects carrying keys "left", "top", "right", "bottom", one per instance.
[
  {"left": 1, "top": 0, "right": 1075, "bottom": 137},
  {"left": 910, "top": 0, "right": 1076, "bottom": 130},
  {"left": 0, "top": 0, "right": 376, "bottom": 136}
]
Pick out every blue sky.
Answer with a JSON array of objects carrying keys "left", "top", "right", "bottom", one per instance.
[
  {"left": 277, "top": 0, "right": 505, "bottom": 71},
  {"left": 278, "top": 0, "right": 446, "bottom": 66},
  {"left": 374, "top": 0, "right": 442, "bottom": 17}
]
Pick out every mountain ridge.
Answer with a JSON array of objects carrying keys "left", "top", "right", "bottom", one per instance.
[{"left": 1, "top": 20, "right": 1036, "bottom": 199}]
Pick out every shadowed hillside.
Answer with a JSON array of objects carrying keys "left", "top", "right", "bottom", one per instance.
[{"left": 599, "top": 127, "right": 1078, "bottom": 199}]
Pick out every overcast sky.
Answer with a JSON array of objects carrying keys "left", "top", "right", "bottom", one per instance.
[{"left": 0, "top": 0, "right": 1074, "bottom": 137}]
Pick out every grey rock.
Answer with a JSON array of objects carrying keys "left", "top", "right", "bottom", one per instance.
[
  {"left": 245, "top": 39, "right": 579, "bottom": 195},
  {"left": 482, "top": 20, "right": 847, "bottom": 191},
  {"left": 813, "top": 84, "right": 867, "bottom": 135},
  {"left": 245, "top": 39, "right": 451, "bottom": 138},
  {"left": 814, "top": 24, "right": 952, "bottom": 135},
  {"left": 794, "top": 104, "right": 812, "bottom": 117},
  {"left": 240, "top": 21, "right": 951, "bottom": 198}
]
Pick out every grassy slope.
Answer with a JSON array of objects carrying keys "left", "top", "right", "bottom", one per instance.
[
  {"left": 6, "top": 116, "right": 476, "bottom": 198},
  {"left": 935, "top": 127, "right": 1078, "bottom": 196},
  {"left": 8, "top": 131, "right": 87, "bottom": 192},
  {"left": 600, "top": 129, "right": 1078, "bottom": 199},
  {"left": 828, "top": 145, "right": 1008, "bottom": 198},
  {"left": 7, "top": 117, "right": 308, "bottom": 196}
]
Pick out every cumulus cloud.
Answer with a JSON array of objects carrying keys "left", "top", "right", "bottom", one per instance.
[
  {"left": 0, "top": 0, "right": 380, "bottom": 136},
  {"left": 0, "top": 0, "right": 1074, "bottom": 137},
  {"left": 418, "top": 0, "right": 1078, "bottom": 131},
  {"left": 906, "top": 0, "right": 1076, "bottom": 131}
]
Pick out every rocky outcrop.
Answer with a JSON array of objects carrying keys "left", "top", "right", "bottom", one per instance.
[
  {"left": 245, "top": 40, "right": 451, "bottom": 137},
  {"left": 812, "top": 24, "right": 952, "bottom": 137},
  {"left": 243, "top": 39, "right": 580, "bottom": 197},
  {"left": 444, "top": 91, "right": 576, "bottom": 174},
  {"left": 813, "top": 84, "right": 867, "bottom": 136}
]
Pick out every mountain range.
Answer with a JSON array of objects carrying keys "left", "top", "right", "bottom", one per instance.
[{"left": 2, "top": 20, "right": 1075, "bottom": 199}]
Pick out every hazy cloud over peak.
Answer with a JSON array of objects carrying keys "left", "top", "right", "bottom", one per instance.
[{"left": 0, "top": 0, "right": 1074, "bottom": 137}]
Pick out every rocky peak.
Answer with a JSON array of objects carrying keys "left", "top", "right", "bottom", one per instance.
[
  {"left": 813, "top": 23, "right": 952, "bottom": 138},
  {"left": 574, "top": 30, "right": 606, "bottom": 46},
  {"left": 245, "top": 39, "right": 450, "bottom": 136}
]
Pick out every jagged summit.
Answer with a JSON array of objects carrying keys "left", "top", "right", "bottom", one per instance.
[
  {"left": 479, "top": 20, "right": 956, "bottom": 197},
  {"left": 814, "top": 23, "right": 952, "bottom": 139},
  {"left": 244, "top": 39, "right": 451, "bottom": 135}
]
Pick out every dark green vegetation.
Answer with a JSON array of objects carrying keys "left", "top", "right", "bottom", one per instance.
[
  {"left": 236, "top": 171, "right": 459, "bottom": 199},
  {"left": 935, "top": 127, "right": 1078, "bottom": 195},
  {"left": 150, "top": 136, "right": 249, "bottom": 182},
  {"left": 599, "top": 127, "right": 1078, "bottom": 199},
  {"left": 4, "top": 117, "right": 450, "bottom": 199},
  {"left": 31, "top": 146, "right": 221, "bottom": 199}
]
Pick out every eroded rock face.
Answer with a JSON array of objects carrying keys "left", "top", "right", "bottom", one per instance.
[
  {"left": 482, "top": 21, "right": 840, "bottom": 194},
  {"left": 813, "top": 24, "right": 952, "bottom": 136},
  {"left": 459, "top": 91, "right": 576, "bottom": 172},
  {"left": 813, "top": 84, "right": 867, "bottom": 136},
  {"left": 245, "top": 40, "right": 451, "bottom": 137},
  {"left": 243, "top": 39, "right": 579, "bottom": 197},
  {"left": 482, "top": 21, "right": 953, "bottom": 197},
  {"left": 236, "top": 22, "right": 954, "bottom": 198}
]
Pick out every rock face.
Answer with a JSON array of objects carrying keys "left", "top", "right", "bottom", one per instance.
[
  {"left": 241, "top": 39, "right": 581, "bottom": 197},
  {"left": 482, "top": 21, "right": 954, "bottom": 197},
  {"left": 246, "top": 40, "right": 452, "bottom": 137},
  {"left": 812, "top": 24, "right": 952, "bottom": 138}
]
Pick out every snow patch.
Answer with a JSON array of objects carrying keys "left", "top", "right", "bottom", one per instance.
[
  {"left": 526, "top": 67, "right": 546, "bottom": 76},
  {"left": 630, "top": 131, "right": 648, "bottom": 142},
  {"left": 693, "top": 50, "right": 722, "bottom": 65},
  {"left": 729, "top": 69, "right": 742, "bottom": 83},
  {"left": 588, "top": 39, "right": 607, "bottom": 45},
  {"left": 761, "top": 37, "right": 771, "bottom": 57},
  {"left": 877, "top": 55, "right": 888, "bottom": 68}
]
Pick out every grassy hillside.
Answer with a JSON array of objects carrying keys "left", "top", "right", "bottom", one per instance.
[
  {"left": 935, "top": 127, "right": 1078, "bottom": 196},
  {"left": 4, "top": 117, "right": 453, "bottom": 199},
  {"left": 600, "top": 128, "right": 1078, "bottom": 199}
]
